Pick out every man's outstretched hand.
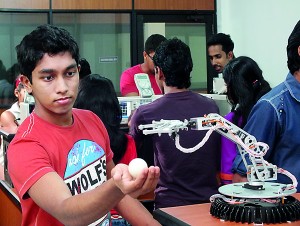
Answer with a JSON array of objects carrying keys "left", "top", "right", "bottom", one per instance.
[{"left": 111, "top": 163, "right": 160, "bottom": 198}]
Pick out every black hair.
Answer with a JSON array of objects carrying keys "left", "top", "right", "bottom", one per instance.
[
  {"left": 153, "top": 37, "right": 193, "bottom": 89},
  {"left": 16, "top": 24, "right": 79, "bottom": 82},
  {"left": 207, "top": 33, "right": 235, "bottom": 55},
  {"left": 223, "top": 56, "right": 271, "bottom": 127},
  {"left": 0, "top": 59, "right": 7, "bottom": 80},
  {"left": 79, "top": 58, "right": 91, "bottom": 79},
  {"left": 6, "top": 63, "right": 20, "bottom": 84},
  {"left": 74, "top": 74, "right": 128, "bottom": 164},
  {"left": 287, "top": 20, "right": 300, "bottom": 74},
  {"left": 144, "top": 34, "right": 166, "bottom": 54}
]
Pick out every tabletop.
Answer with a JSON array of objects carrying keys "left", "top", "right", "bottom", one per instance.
[{"left": 153, "top": 193, "right": 300, "bottom": 226}]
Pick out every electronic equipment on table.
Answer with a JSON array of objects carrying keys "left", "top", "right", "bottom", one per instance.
[
  {"left": 200, "top": 94, "right": 231, "bottom": 116},
  {"left": 138, "top": 113, "right": 300, "bottom": 224},
  {"left": 134, "top": 73, "right": 154, "bottom": 98},
  {"left": 118, "top": 95, "right": 161, "bottom": 125},
  {"left": 118, "top": 94, "right": 230, "bottom": 125}
]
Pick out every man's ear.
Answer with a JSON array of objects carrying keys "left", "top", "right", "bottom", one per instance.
[
  {"left": 298, "top": 46, "right": 300, "bottom": 56},
  {"left": 20, "top": 75, "right": 33, "bottom": 94},
  {"left": 228, "top": 51, "right": 234, "bottom": 60},
  {"left": 143, "top": 51, "right": 147, "bottom": 59},
  {"left": 14, "top": 89, "right": 19, "bottom": 97},
  {"left": 156, "top": 67, "right": 165, "bottom": 81}
]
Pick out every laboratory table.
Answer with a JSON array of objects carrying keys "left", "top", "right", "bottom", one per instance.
[{"left": 153, "top": 193, "right": 300, "bottom": 226}]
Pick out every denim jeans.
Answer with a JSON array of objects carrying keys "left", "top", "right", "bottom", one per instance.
[{"left": 111, "top": 218, "right": 131, "bottom": 226}]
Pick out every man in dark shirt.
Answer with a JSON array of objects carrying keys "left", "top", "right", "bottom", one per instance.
[{"left": 130, "top": 38, "right": 221, "bottom": 209}]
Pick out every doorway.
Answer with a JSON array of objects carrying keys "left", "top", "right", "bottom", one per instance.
[{"left": 135, "top": 12, "right": 217, "bottom": 93}]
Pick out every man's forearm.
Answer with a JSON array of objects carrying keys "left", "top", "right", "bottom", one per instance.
[{"left": 56, "top": 179, "right": 125, "bottom": 226}]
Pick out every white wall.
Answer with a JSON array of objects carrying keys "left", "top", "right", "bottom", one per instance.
[{"left": 216, "top": 0, "right": 300, "bottom": 87}]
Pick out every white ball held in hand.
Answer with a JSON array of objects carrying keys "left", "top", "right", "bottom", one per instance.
[{"left": 128, "top": 158, "right": 148, "bottom": 178}]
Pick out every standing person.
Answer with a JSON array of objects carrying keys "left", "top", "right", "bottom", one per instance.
[
  {"left": 0, "top": 75, "right": 26, "bottom": 134},
  {"left": 220, "top": 56, "right": 271, "bottom": 185},
  {"left": 207, "top": 33, "right": 235, "bottom": 94},
  {"left": 7, "top": 24, "right": 160, "bottom": 226},
  {"left": 130, "top": 38, "right": 221, "bottom": 209},
  {"left": 74, "top": 74, "right": 138, "bottom": 225},
  {"left": 207, "top": 33, "right": 235, "bottom": 74},
  {"left": 232, "top": 20, "right": 300, "bottom": 191},
  {"left": 120, "top": 34, "right": 166, "bottom": 97}
]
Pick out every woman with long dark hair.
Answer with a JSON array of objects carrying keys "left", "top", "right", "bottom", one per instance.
[
  {"left": 74, "top": 73, "right": 136, "bottom": 165},
  {"left": 74, "top": 74, "right": 137, "bottom": 226},
  {"left": 221, "top": 56, "right": 271, "bottom": 185}
]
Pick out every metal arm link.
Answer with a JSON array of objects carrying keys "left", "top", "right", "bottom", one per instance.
[{"left": 138, "top": 113, "right": 277, "bottom": 184}]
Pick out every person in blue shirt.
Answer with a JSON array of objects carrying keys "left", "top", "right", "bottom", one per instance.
[{"left": 232, "top": 20, "right": 300, "bottom": 191}]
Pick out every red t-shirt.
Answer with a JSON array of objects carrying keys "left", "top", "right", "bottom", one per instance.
[
  {"left": 8, "top": 109, "right": 113, "bottom": 226},
  {"left": 119, "top": 134, "right": 137, "bottom": 165},
  {"left": 120, "top": 64, "right": 162, "bottom": 96}
]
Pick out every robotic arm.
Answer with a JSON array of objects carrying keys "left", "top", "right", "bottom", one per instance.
[
  {"left": 189, "top": 113, "right": 276, "bottom": 185},
  {"left": 139, "top": 113, "right": 300, "bottom": 224},
  {"left": 138, "top": 113, "right": 297, "bottom": 193}
]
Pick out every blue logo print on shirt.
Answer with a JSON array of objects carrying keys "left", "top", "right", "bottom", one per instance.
[{"left": 64, "top": 140, "right": 107, "bottom": 195}]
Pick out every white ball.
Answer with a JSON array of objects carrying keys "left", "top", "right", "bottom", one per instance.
[{"left": 128, "top": 158, "right": 148, "bottom": 178}]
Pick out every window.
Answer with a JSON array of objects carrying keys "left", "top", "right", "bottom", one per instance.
[
  {"left": 0, "top": 13, "right": 48, "bottom": 108},
  {"left": 53, "top": 13, "right": 131, "bottom": 95}
]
